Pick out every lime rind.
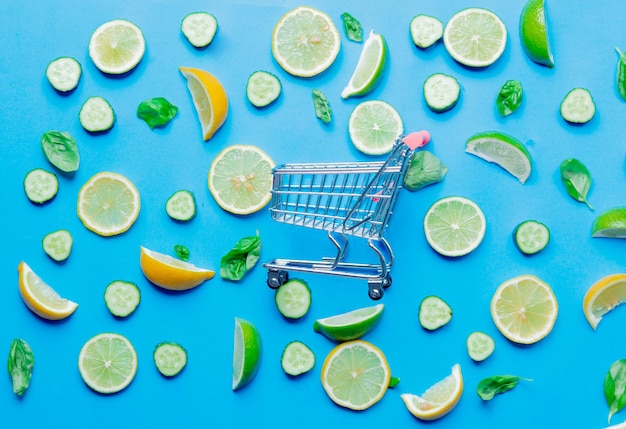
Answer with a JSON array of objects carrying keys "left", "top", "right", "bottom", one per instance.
[
  {"left": 232, "top": 318, "right": 262, "bottom": 391},
  {"left": 592, "top": 207, "right": 626, "bottom": 238},
  {"left": 314, "top": 303, "right": 384, "bottom": 342},
  {"left": 465, "top": 131, "right": 532, "bottom": 184},
  {"left": 519, "top": 0, "right": 554, "bottom": 68},
  {"left": 341, "top": 30, "right": 388, "bottom": 99}
]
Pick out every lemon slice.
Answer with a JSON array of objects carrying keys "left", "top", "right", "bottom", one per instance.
[
  {"left": 78, "top": 333, "right": 137, "bottom": 394},
  {"left": 348, "top": 100, "right": 404, "bottom": 155},
  {"left": 208, "top": 144, "right": 275, "bottom": 215},
  {"left": 179, "top": 66, "right": 229, "bottom": 141},
  {"left": 313, "top": 303, "right": 384, "bottom": 342},
  {"left": 583, "top": 274, "right": 626, "bottom": 330},
  {"left": 401, "top": 363, "right": 463, "bottom": 420},
  {"left": 520, "top": 0, "right": 554, "bottom": 68},
  {"left": 232, "top": 318, "right": 262, "bottom": 391},
  {"left": 321, "top": 340, "right": 391, "bottom": 410},
  {"left": 341, "top": 30, "right": 387, "bottom": 99},
  {"left": 88, "top": 19, "right": 145, "bottom": 75},
  {"left": 272, "top": 6, "right": 341, "bottom": 77},
  {"left": 140, "top": 246, "right": 215, "bottom": 291},
  {"left": 18, "top": 261, "right": 78, "bottom": 320},
  {"left": 77, "top": 171, "right": 140, "bottom": 236},
  {"left": 490, "top": 274, "right": 558, "bottom": 344}
]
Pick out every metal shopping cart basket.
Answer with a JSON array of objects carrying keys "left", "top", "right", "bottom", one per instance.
[{"left": 263, "top": 131, "right": 430, "bottom": 300}]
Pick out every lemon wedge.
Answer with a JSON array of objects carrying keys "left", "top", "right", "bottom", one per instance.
[
  {"left": 583, "top": 274, "right": 626, "bottom": 330},
  {"left": 140, "top": 246, "right": 215, "bottom": 291},
  {"left": 18, "top": 261, "right": 78, "bottom": 320},
  {"left": 401, "top": 364, "right": 463, "bottom": 420}
]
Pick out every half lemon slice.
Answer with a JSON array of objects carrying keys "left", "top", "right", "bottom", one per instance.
[{"left": 18, "top": 261, "right": 78, "bottom": 320}]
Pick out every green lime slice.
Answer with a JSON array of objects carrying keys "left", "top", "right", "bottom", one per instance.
[
  {"left": 519, "top": 0, "right": 554, "bottom": 68},
  {"left": 348, "top": 100, "right": 404, "bottom": 155},
  {"left": 341, "top": 30, "right": 387, "bottom": 99},
  {"left": 313, "top": 303, "right": 384, "bottom": 342},
  {"left": 78, "top": 333, "right": 138, "bottom": 394},
  {"left": 592, "top": 207, "right": 626, "bottom": 238},
  {"left": 89, "top": 19, "right": 145, "bottom": 75},
  {"left": 232, "top": 318, "right": 262, "bottom": 391},
  {"left": 423, "top": 196, "right": 486, "bottom": 257},
  {"left": 465, "top": 131, "right": 533, "bottom": 184}
]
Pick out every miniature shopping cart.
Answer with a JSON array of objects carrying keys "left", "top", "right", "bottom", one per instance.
[{"left": 263, "top": 131, "right": 430, "bottom": 300}]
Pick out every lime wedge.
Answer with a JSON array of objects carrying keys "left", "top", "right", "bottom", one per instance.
[
  {"left": 592, "top": 207, "right": 626, "bottom": 238},
  {"left": 313, "top": 303, "right": 384, "bottom": 342},
  {"left": 348, "top": 100, "right": 403, "bottom": 155},
  {"left": 519, "top": 0, "right": 554, "bottom": 68},
  {"left": 341, "top": 30, "right": 387, "bottom": 99},
  {"left": 465, "top": 131, "right": 532, "bottom": 184},
  {"left": 232, "top": 318, "right": 262, "bottom": 391}
]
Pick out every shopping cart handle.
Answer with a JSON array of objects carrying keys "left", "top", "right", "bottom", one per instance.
[{"left": 402, "top": 131, "right": 431, "bottom": 150}]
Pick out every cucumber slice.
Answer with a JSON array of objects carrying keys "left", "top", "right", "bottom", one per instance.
[
  {"left": 560, "top": 87, "right": 595, "bottom": 124},
  {"left": 281, "top": 341, "right": 315, "bottom": 377},
  {"left": 104, "top": 280, "right": 141, "bottom": 317},
  {"left": 42, "top": 229, "right": 73, "bottom": 262},
  {"left": 181, "top": 12, "right": 218, "bottom": 48},
  {"left": 165, "top": 190, "right": 197, "bottom": 221},
  {"left": 423, "top": 73, "right": 460, "bottom": 112},
  {"left": 153, "top": 342, "right": 188, "bottom": 377},
  {"left": 46, "top": 57, "right": 82, "bottom": 92},
  {"left": 513, "top": 220, "right": 550, "bottom": 255},
  {"left": 466, "top": 331, "right": 495, "bottom": 362},
  {"left": 275, "top": 279, "right": 311, "bottom": 319},
  {"left": 418, "top": 295, "right": 452, "bottom": 330},
  {"left": 24, "top": 168, "right": 58, "bottom": 204},
  {"left": 410, "top": 14, "right": 443, "bottom": 49},
  {"left": 246, "top": 71, "right": 282, "bottom": 108},
  {"left": 79, "top": 96, "right": 115, "bottom": 132}
]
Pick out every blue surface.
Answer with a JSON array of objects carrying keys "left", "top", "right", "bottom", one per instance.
[{"left": 3, "top": 0, "right": 626, "bottom": 427}]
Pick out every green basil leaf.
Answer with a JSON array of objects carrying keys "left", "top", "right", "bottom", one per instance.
[
  {"left": 312, "top": 89, "right": 332, "bottom": 124},
  {"left": 40, "top": 130, "right": 80, "bottom": 173},
  {"left": 496, "top": 80, "right": 523, "bottom": 116},
  {"left": 137, "top": 97, "right": 178, "bottom": 129},
  {"left": 341, "top": 12, "right": 363, "bottom": 42},
  {"left": 560, "top": 158, "right": 593, "bottom": 210},
  {"left": 476, "top": 375, "right": 530, "bottom": 401},
  {"left": 8, "top": 338, "right": 34, "bottom": 397},
  {"left": 605, "top": 359, "right": 626, "bottom": 423},
  {"left": 403, "top": 151, "right": 448, "bottom": 191},
  {"left": 174, "top": 244, "right": 190, "bottom": 261},
  {"left": 220, "top": 233, "right": 261, "bottom": 281},
  {"left": 615, "top": 47, "right": 626, "bottom": 102}
]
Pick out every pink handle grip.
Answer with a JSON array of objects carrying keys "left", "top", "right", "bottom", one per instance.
[{"left": 402, "top": 131, "right": 431, "bottom": 150}]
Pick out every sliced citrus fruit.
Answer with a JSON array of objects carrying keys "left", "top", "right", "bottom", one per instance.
[
  {"left": 18, "top": 261, "right": 78, "bottom": 320},
  {"left": 77, "top": 171, "right": 140, "bottom": 236},
  {"left": 465, "top": 131, "right": 532, "bottom": 184},
  {"left": 88, "top": 19, "right": 145, "bottom": 75},
  {"left": 583, "top": 274, "right": 626, "bottom": 330},
  {"left": 140, "top": 246, "right": 214, "bottom": 291},
  {"left": 179, "top": 66, "right": 229, "bottom": 141},
  {"left": 341, "top": 30, "right": 387, "bottom": 99},
  {"left": 401, "top": 363, "right": 463, "bottom": 420},
  {"left": 271, "top": 6, "right": 341, "bottom": 77},
  {"left": 232, "top": 317, "right": 262, "bottom": 391},
  {"left": 207, "top": 144, "right": 275, "bottom": 215},
  {"left": 490, "top": 274, "right": 558, "bottom": 344},
  {"left": 348, "top": 100, "right": 404, "bottom": 155},
  {"left": 78, "top": 332, "right": 138, "bottom": 394},
  {"left": 519, "top": 0, "right": 554, "bottom": 68},
  {"left": 321, "top": 340, "right": 391, "bottom": 410},
  {"left": 423, "top": 196, "right": 486, "bottom": 257},
  {"left": 592, "top": 207, "right": 626, "bottom": 238},
  {"left": 313, "top": 303, "right": 384, "bottom": 342},
  {"left": 443, "top": 8, "right": 507, "bottom": 68}
]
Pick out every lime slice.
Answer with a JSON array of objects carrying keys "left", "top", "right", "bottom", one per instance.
[
  {"left": 519, "top": 0, "right": 554, "bottom": 68},
  {"left": 490, "top": 274, "right": 558, "bottom": 344},
  {"left": 88, "top": 19, "right": 145, "bottom": 75},
  {"left": 423, "top": 196, "right": 486, "bottom": 257},
  {"left": 592, "top": 207, "right": 626, "bottom": 238},
  {"left": 410, "top": 15, "right": 444, "bottom": 49},
  {"left": 78, "top": 333, "right": 138, "bottom": 394},
  {"left": 313, "top": 303, "right": 384, "bottom": 342},
  {"left": 348, "top": 100, "right": 404, "bottom": 155},
  {"left": 465, "top": 131, "right": 532, "bottom": 184},
  {"left": 583, "top": 273, "right": 626, "bottom": 329},
  {"left": 443, "top": 8, "right": 507, "bottom": 68},
  {"left": 466, "top": 332, "right": 495, "bottom": 362},
  {"left": 341, "top": 30, "right": 387, "bottom": 99},
  {"left": 321, "top": 340, "right": 391, "bottom": 410},
  {"left": 401, "top": 364, "right": 463, "bottom": 420},
  {"left": 207, "top": 144, "right": 275, "bottom": 215},
  {"left": 272, "top": 6, "right": 341, "bottom": 77},
  {"left": 232, "top": 318, "right": 262, "bottom": 391}
]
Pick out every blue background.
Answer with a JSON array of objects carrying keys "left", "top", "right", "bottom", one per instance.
[{"left": 2, "top": 0, "right": 626, "bottom": 427}]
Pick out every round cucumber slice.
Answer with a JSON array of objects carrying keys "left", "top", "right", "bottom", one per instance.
[
  {"left": 165, "top": 190, "right": 197, "bottom": 221},
  {"left": 104, "top": 280, "right": 141, "bottom": 317},
  {"left": 275, "top": 279, "right": 311, "bottom": 319},
  {"left": 46, "top": 57, "right": 82, "bottom": 92},
  {"left": 181, "top": 12, "right": 218, "bottom": 48},
  {"left": 42, "top": 229, "right": 73, "bottom": 262},
  {"left": 513, "top": 220, "right": 550, "bottom": 255},
  {"left": 467, "top": 331, "right": 495, "bottom": 362},
  {"left": 281, "top": 341, "right": 315, "bottom": 376},
  {"left": 246, "top": 71, "right": 282, "bottom": 108},
  {"left": 79, "top": 96, "right": 115, "bottom": 132},
  {"left": 154, "top": 341, "right": 188, "bottom": 377},
  {"left": 24, "top": 168, "right": 58, "bottom": 204},
  {"left": 419, "top": 295, "right": 452, "bottom": 330}
]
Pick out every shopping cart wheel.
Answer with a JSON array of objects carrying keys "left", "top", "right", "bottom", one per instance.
[
  {"left": 267, "top": 269, "right": 289, "bottom": 289},
  {"left": 368, "top": 275, "right": 391, "bottom": 300}
]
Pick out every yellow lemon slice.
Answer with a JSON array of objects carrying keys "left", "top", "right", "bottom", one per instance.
[
  {"left": 140, "top": 246, "right": 215, "bottom": 291},
  {"left": 179, "top": 66, "right": 228, "bottom": 141},
  {"left": 18, "top": 261, "right": 78, "bottom": 320},
  {"left": 583, "top": 273, "right": 626, "bottom": 330},
  {"left": 401, "top": 363, "right": 463, "bottom": 420}
]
